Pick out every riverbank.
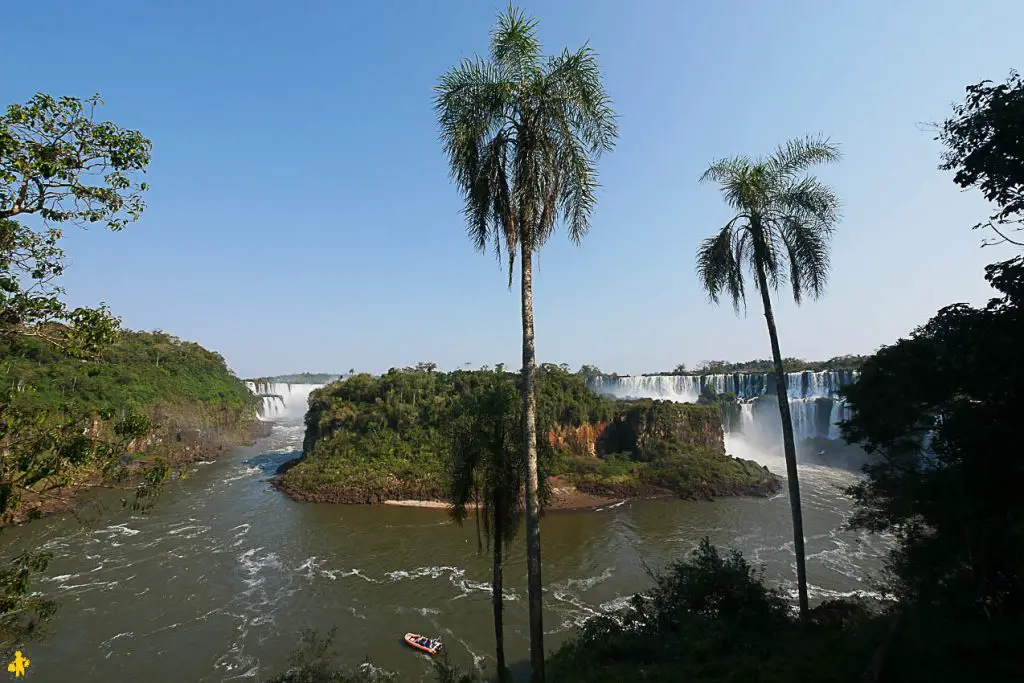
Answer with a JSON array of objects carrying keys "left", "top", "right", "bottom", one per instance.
[
  {"left": 378, "top": 477, "right": 626, "bottom": 511},
  {"left": 270, "top": 465, "right": 628, "bottom": 511},
  {"left": 269, "top": 465, "right": 779, "bottom": 513},
  {"left": 7, "top": 418, "right": 272, "bottom": 525}
]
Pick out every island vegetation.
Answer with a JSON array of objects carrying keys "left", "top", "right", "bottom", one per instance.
[{"left": 276, "top": 363, "right": 780, "bottom": 510}]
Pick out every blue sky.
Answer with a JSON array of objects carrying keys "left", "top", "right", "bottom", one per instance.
[{"left": 6, "top": 0, "right": 1022, "bottom": 378}]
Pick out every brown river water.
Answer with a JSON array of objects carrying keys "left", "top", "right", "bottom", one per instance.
[{"left": 0, "top": 419, "right": 890, "bottom": 682}]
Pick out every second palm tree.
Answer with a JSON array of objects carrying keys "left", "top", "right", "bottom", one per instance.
[{"left": 695, "top": 135, "right": 842, "bottom": 620}]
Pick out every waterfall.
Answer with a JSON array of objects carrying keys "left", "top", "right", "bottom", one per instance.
[
  {"left": 244, "top": 382, "right": 324, "bottom": 421},
  {"left": 588, "top": 370, "right": 859, "bottom": 441}
]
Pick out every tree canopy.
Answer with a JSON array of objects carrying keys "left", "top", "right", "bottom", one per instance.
[
  {"left": 938, "top": 70, "right": 1024, "bottom": 247},
  {"left": 696, "top": 135, "right": 842, "bottom": 312},
  {"left": 434, "top": 4, "right": 618, "bottom": 284},
  {"left": 1, "top": 94, "right": 151, "bottom": 355},
  {"left": 841, "top": 256, "right": 1024, "bottom": 616}
]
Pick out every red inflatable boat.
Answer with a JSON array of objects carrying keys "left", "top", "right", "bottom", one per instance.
[{"left": 404, "top": 632, "right": 443, "bottom": 656}]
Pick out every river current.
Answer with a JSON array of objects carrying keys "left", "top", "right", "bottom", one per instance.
[{"left": 1, "top": 419, "right": 889, "bottom": 682}]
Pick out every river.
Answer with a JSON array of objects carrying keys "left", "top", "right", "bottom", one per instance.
[{"left": 1, "top": 418, "right": 889, "bottom": 682}]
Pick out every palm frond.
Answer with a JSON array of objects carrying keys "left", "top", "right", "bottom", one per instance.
[
  {"left": 490, "top": 4, "right": 542, "bottom": 79},
  {"left": 767, "top": 134, "right": 842, "bottom": 182},
  {"left": 754, "top": 216, "right": 785, "bottom": 293},
  {"left": 435, "top": 57, "right": 519, "bottom": 283},
  {"left": 697, "top": 135, "right": 841, "bottom": 312},
  {"left": 544, "top": 45, "right": 618, "bottom": 158},
  {"left": 446, "top": 371, "right": 524, "bottom": 553},
  {"left": 696, "top": 223, "right": 746, "bottom": 313},
  {"left": 776, "top": 176, "right": 842, "bottom": 228},
  {"left": 780, "top": 217, "right": 831, "bottom": 303},
  {"left": 700, "top": 157, "right": 755, "bottom": 212}
]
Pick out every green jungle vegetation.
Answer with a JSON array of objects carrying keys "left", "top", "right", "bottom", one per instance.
[
  {"left": 3, "top": 330, "right": 256, "bottom": 421},
  {"left": 280, "top": 364, "right": 779, "bottom": 504}
]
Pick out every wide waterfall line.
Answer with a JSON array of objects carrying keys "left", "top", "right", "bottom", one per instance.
[
  {"left": 243, "top": 382, "right": 323, "bottom": 421},
  {"left": 588, "top": 370, "right": 858, "bottom": 402},
  {"left": 589, "top": 370, "right": 859, "bottom": 442}
]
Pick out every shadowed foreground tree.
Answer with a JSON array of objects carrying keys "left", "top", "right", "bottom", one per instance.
[
  {"left": 842, "top": 256, "right": 1024, "bottom": 617},
  {"left": 434, "top": 5, "right": 617, "bottom": 679},
  {"left": 695, "top": 135, "right": 842, "bottom": 620},
  {"left": 446, "top": 368, "right": 523, "bottom": 682}
]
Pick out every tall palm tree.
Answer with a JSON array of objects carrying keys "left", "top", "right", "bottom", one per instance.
[
  {"left": 695, "top": 135, "right": 842, "bottom": 621},
  {"left": 435, "top": 6, "right": 617, "bottom": 679},
  {"left": 447, "top": 369, "right": 523, "bottom": 683}
]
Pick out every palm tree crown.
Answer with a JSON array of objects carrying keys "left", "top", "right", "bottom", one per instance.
[
  {"left": 434, "top": 4, "right": 618, "bottom": 282},
  {"left": 697, "top": 136, "right": 842, "bottom": 310}
]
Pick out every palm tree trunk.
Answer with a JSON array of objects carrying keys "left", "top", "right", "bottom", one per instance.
[
  {"left": 520, "top": 239, "right": 546, "bottom": 683},
  {"left": 492, "top": 512, "right": 507, "bottom": 682},
  {"left": 754, "top": 259, "right": 810, "bottom": 622}
]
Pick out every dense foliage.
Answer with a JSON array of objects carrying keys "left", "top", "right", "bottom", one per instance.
[
  {"left": 939, "top": 70, "right": 1023, "bottom": 247},
  {"left": 4, "top": 331, "right": 255, "bottom": 417},
  {"left": 1, "top": 94, "right": 150, "bottom": 355},
  {"left": 287, "top": 365, "right": 611, "bottom": 500},
  {"left": 548, "top": 539, "right": 881, "bottom": 683},
  {"left": 1, "top": 329, "right": 258, "bottom": 522},
  {"left": 841, "top": 256, "right": 1024, "bottom": 619}
]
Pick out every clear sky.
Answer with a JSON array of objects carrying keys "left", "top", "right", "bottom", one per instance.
[{"left": 5, "top": 0, "right": 1021, "bottom": 378}]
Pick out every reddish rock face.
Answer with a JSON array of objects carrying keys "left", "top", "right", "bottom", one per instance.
[{"left": 547, "top": 422, "right": 608, "bottom": 457}]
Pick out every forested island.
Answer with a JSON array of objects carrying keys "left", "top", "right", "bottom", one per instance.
[{"left": 274, "top": 364, "right": 781, "bottom": 508}]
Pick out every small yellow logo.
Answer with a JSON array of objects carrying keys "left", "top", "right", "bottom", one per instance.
[{"left": 7, "top": 651, "right": 29, "bottom": 677}]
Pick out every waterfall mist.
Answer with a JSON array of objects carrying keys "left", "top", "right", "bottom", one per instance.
[
  {"left": 244, "top": 382, "right": 324, "bottom": 421},
  {"left": 589, "top": 371, "right": 872, "bottom": 472}
]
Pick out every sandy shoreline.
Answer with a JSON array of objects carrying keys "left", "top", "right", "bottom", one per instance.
[
  {"left": 380, "top": 479, "right": 626, "bottom": 512},
  {"left": 382, "top": 499, "right": 451, "bottom": 508}
]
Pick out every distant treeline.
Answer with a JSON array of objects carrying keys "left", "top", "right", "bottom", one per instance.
[
  {"left": 247, "top": 372, "right": 342, "bottom": 384},
  {"left": 248, "top": 358, "right": 869, "bottom": 386},
  {"left": 637, "top": 355, "right": 870, "bottom": 376}
]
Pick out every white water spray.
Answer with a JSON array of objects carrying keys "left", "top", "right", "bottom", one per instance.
[{"left": 244, "top": 382, "right": 325, "bottom": 421}]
